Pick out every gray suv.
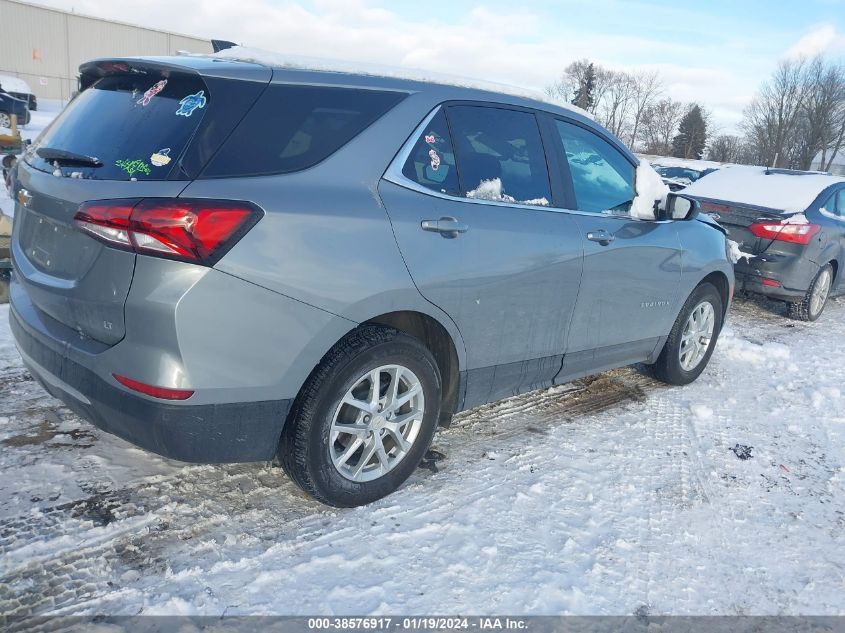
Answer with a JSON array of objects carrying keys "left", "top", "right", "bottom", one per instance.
[{"left": 8, "top": 55, "right": 733, "bottom": 506}]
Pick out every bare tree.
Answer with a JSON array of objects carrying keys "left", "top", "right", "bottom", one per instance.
[
  {"left": 597, "top": 70, "right": 636, "bottom": 138},
  {"left": 546, "top": 59, "right": 602, "bottom": 114},
  {"left": 794, "top": 58, "right": 845, "bottom": 170},
  {"left": 707, "top": 135, "right": 744, "bottom": 163},
  {"left": 741, "top": 58, "right": 810, "bottom": 167},
  {"left": 639, "top": 97, "right": 684, "bottom": 156},
  {"left": 627, "top": 71, "right": 663, "bottom": 149}
]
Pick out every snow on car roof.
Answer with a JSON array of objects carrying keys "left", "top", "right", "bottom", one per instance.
[
  {"left": 0, "top": 75, "right": 32, "bottom": 94},
  {"left": 645, "top": 156, "right": 726, "bottom": 171},
  {"left": 682, "top": 165, "right": 845, "bottom": 214},
  {"left": 207, "top": 46, "right": 592, "bottom": 118}
]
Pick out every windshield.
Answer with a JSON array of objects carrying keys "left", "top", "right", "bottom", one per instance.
[{"left": 26, "top": 73, "right": 208, "bottom": 180}]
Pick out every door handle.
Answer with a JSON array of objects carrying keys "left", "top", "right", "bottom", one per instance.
[
  {"left": 586, "top": 229, "right": 615, "bottom": 245},
  {"left": 421, "top": 216, "right": 469, "bottom": 239}
]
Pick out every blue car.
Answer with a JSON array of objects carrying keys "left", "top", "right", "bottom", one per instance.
[{"left": 0, "top": 87, "right": 30, "bottom": 128}]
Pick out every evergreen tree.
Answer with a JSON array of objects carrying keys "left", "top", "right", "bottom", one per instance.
[
  {"left": 572, "top": 63, "right": 596, "bottom": 111},
  {"left": 672, "top": 104, "right": 708, "bottom": 159}
]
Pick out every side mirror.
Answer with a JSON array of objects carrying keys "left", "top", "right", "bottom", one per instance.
[{"left": 663, "top": 193, "right": 700, "bottom": 221}]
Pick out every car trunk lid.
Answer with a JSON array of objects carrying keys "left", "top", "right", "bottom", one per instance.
[{"left": 694, "top": 197, "right": 786, "bottom": 255}]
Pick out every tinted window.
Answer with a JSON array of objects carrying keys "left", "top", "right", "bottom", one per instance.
[
  {"left": 203, "top": 84, "right": 406, "bottom": 177},
  {"left": 821, "top": 191, "right": 838, "bottom": 216},
  {"left": 555, "top": 120, "right": 635, "bottom": 214},
  {"left": 26, "top": 73, "right": 207, "bottom": 180},
  {"left": 402, "top": 109, "right": 459, "bottom": 195},
  {"left": 447, "top": 105, "right": 551, "bottom": 206}
]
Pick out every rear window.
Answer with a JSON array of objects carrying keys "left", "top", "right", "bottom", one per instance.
[
  {"left": 27, "top": 73, "right": 208, "bottom": 180},
  {"left": 201, "top": 84, "right": 406, "bottom": 178}
]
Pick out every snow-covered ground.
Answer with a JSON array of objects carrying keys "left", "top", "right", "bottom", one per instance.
[{"left": 1, "top": 293, "right": 843, "bottom": 617}]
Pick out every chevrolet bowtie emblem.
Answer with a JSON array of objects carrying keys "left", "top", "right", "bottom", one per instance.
[{"left": 17, "top": 188, "right": 32, "bottom": 207}]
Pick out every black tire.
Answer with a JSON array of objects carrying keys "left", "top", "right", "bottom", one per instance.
[
  {"left": 653, "top": 282, "right": 723, "bottom": 386},
  {"left": 787, "top": 263, "right": 833, "bottom": 322},
  {"left": 279, "top": 325, "right": 441, "bottom": 507}
]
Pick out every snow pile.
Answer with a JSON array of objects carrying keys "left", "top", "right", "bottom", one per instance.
[
  {"left": 209, "top": 46, "right": 593, "bottom": 118},
  {"left": 465, "top": 178, "right": 549, "bottom": 206},
  {"left": 630, "top": 159, "right": 669, "bottom": 220},
  {"left": 727, "top": 239, "right": 755, "bottom": 264},
  {"left": 0, "top": 126, "right": 12, "bottom": 136},
  {"left": 717, "top": 329, "right": 790, "bottom": 365},
  {"left": 683, "top": 165, "right": 845, "bottom": 213}
]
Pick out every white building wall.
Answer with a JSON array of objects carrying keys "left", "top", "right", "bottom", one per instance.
[{"left": 0, "top": 0, "right": 212, "bottom": 101}]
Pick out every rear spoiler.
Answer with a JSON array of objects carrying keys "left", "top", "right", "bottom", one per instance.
[{"left": 77, "top": 56, "right": 270, "bottom": 93}]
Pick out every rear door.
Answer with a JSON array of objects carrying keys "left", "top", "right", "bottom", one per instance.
[
  {"left": 549, "top": 118, "right": 682, "bottom": 367},
  {"left": 379, "top": 104, "right": 584, "bottom": 405},
  {"left": 11, "top": 64, "right": 269, "bottom": 345}
]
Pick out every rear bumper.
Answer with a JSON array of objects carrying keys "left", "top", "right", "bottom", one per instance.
[
  {"left": 734, "top": 254, "right": 819, "bottom": 302},
  {"left": 9, "top": 294, "right": 292, "bottom": 464}
]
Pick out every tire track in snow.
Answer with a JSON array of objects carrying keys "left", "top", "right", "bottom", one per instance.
[{"left": 0, "top": 365, "right": 667, "bottom": 617}]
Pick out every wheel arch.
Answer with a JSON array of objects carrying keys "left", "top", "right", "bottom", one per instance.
[
  {"left": 699, "top": 270, "right": 731, "bottom": 318},
  {"left": 364, "top": 310, "right": 462, "bottom": 426}
]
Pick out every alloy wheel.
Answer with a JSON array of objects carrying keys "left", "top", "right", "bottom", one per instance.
[
  {"left": 329, "top": 364, "right": 425, "bottom": 483},
  {"left": 810, "top": 268, "right": 832, "bottom": 318},
  {"left": 679, "top": 300, "right": 716, "bottom": 371}
]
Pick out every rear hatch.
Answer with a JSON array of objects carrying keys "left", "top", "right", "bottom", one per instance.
[
  {"left": 11, "top": 58, "right": 270, "bottom": 345},
  {"left": 694, "top": 198, "right": 785, "bottom": 256}
]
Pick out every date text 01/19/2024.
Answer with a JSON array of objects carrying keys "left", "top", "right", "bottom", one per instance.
[{"left": 307, "top": 618, "right": 528, "bottom": 630}]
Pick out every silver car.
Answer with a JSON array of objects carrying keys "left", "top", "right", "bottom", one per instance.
[{"left": 8, "top": 55, "right": 733, "bottom": 506}]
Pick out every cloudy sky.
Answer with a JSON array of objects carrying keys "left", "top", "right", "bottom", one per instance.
[{"left": 35, "top": 0, "right": 845, "bottom": 133}]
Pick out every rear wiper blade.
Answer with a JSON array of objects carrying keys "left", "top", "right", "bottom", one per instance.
[{"left": 36, "top": 147, "right": 103, "bottom": 167}]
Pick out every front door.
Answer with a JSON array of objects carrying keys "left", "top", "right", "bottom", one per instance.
[{"left": 549, "top": 118, "right": 682, "bottom": 371}]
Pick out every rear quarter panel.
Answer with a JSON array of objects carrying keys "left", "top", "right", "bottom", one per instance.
[{"left": 179, "top": 91, "right": 469, "bottom": 375}]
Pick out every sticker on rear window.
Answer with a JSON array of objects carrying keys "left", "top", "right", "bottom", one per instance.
[
  {"left": 429, "top": 149, "right": 441, "bottom": 171},
  {"left": 424, "top": 134, "right": 436, "bottom": 144},
  {"left": 175, "top": 90, "right": 207, "bottom": 117},
  {"left": 150, "top": 148, "right": 172, "bottom": 167},
  {"left": 115, "top": 159, "right": 151, "bottom": 178},
  {"left": 137, "top": 80, "right": 167, "bottom": 107}
]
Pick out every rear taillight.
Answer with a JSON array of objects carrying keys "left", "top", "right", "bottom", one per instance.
[
  {"left": 74, "top": 198, "right": 262, "bottom": 265},
  {"left": 748, "top": 222, "right": 820, "bottom": 245}
]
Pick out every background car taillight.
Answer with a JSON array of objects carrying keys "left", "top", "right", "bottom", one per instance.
[
  {"left": 748, "top": 222, "right": 821, "bottom": 245},
  {"left": 74, "top": 198, "right": 262, "bottom": 266}
]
